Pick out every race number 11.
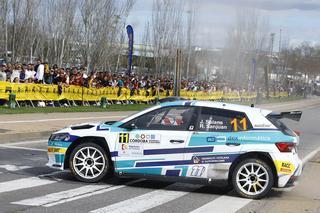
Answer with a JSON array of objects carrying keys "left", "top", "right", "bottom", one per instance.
[{"left": 231, "top": 118, "right": 247, "bottom": 131}]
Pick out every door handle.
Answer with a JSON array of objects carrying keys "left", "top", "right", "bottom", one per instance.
[
  {"left": 226, "top": 142, "right": 241, "bottom": 146},
  {"left": 170, "top": 140, "right": 185, "bottom": 143}
]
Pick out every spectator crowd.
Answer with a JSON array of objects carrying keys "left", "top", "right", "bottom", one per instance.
[
  {"left": 0, "top": 59, "right": 229, "bottom": 94},
  {"left": 0, "top": 59, "right": 308, "bottom": 97}
]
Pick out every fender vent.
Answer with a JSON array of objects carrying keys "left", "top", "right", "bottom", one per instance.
[
  {"left": 104, "top": 121, "right": 117, "bottom": 125},
  {"left": 71, "top": 125, "right": 94, "bottom": 130}
]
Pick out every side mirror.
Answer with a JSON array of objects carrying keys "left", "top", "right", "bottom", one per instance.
[
  {"left": 124, "top": 123, "right": 137, "bottom": 130},
  {"left": 130, "top": 123, "right": 138, "bottom": 129}
]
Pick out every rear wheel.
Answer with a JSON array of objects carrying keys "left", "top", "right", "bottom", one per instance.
[
  {"left": 69, "top": 143, "right": 111, "bottom": 182},
  {"left": 232, "top": 158, "right": 274, "bottom": 199}
]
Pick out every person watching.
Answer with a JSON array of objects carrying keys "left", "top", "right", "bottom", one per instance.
[{"left": 35, "top": 59, "right": 44, "bottom": 83}]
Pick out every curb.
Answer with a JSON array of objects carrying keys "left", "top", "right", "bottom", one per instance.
[{"left": 0, "top": 131, "right": 51, "bottom": 144}]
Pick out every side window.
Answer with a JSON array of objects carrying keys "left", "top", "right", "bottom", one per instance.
[
  {"left": 197, "top": 107, "right": 252, "bottom": 132},
  {"left": 122, "top": 107, "right": 196, "bottom": 131}
]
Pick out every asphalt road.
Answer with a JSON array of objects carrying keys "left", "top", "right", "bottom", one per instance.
[{"left": 0, "top": 103, "right": 319, "bottom": 213}]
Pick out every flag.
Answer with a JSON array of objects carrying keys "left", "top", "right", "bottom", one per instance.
[{"left": 126, "top": 25, "right": 134, "bottom": 75}]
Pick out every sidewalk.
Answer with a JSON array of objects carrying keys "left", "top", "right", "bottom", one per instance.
[{"left": 0, "top": 97, "right": 320, "bottom": 143}]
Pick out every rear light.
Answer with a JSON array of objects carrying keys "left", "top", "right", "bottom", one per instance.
[{"left": 276, "top": 142, "right": 296, "bottom": 152}]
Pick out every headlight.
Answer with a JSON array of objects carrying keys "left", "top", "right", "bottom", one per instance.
[{"left": 49, "top": 133, "right": 71, "bottom": 142}]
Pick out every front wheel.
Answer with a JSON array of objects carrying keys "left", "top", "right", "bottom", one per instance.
[
  {"left": 232, "top": 158, "right": 274, "bottom": 199},
  {"left": 69, "top": 143, "right": 111, "bottom": 183}
]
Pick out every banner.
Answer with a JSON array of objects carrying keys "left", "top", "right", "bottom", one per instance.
[
  {"left": 0, "top": 82, "right": 281, "bottom": 103},
  {"left": 126, "top": 25, "right": 134, "bottom": 75}
]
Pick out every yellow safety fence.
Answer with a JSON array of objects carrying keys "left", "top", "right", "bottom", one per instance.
[{"left": 0, "top": 82, "right": 288, "bottom": 103}]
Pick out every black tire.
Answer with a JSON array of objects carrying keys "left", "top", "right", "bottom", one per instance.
[
  {"left": 232, "top": 158, "right": 274, "bottom": 199},
  {"left": 69, "top": 142, "right": 111, "bottom": 183}
]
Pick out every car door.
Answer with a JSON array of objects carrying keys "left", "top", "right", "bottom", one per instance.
[
  {"left": 115, "top": 106, "right": 198, "bottom": 177},
  {"left": 184, "top": 107, "right": 253, "bottom": 179}
]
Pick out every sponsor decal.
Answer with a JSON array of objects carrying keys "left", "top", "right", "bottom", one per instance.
[
  {"left": 129, "top": 133, "right": 160, "bottom": 144},
  {"left": 96, "top": 124, "right": 110, "bottom": 131},
  {"left": 192, "top": 154, "right": 235, "bottom": 164},
  {"left": 190, "top": 166, "right": 206, "bottom": 177},
  {"left": 275, "top": 160, "right": 295, "bottom": 174},
  {"left": 207, "top": 136, "right": 227, "bottom": 143},
  {"left": 119, "top": 144, "right": 143, "bottom": 157},
  {"left": 254, "top": 124, "right": 272, "bottom": 128},
  {"left": 47, "top": 147, "right": 67, "bottom": 154},
  {"left": 121, "top": 144, "right": 128, "bottom": 150},
  {"left": 119, "top": 133, "right": 129, "bottom": 143},
  {"left": 193, "top": 156, "right": 201, "bottom": 164},
  {"left": 227, "top": 135, "right": 271, "bottom": 142}
]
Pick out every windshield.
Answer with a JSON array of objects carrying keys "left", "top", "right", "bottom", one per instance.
[{"left": 115, "top": 104, "right": 161, "bottom": 125}]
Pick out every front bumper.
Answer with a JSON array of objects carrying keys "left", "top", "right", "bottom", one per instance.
[{"left": 47, "top": 141, "right": 71, "bottom": 170}]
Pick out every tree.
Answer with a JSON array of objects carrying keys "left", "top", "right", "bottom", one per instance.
[
  {"left": 223, "top": 9, "right": 270, "bottom": 87},
  {"left": 0, "top": 0, "right": 9, "bottom": 60},
  {"left": 151, "top": 0, "right": 185, "bottom": 76}
]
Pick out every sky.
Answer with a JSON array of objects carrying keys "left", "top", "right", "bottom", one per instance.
[{"left": 125, "top": 0, "right": 320, "bottom": 49}]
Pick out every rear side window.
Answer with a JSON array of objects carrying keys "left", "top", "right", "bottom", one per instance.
[
  {"left": 267, "top": 116, "right": 296, "bottom": 136},
  {"left": 197, "top": 107, "right": 252, "bottom": 132}
]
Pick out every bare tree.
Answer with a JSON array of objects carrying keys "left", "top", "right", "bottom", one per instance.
[
  {"left": 223, "top": 9, "right": 270, "bottom": 87},
  {"left": 76, "top": 0, "right": 134, "bottom": 71},
  {"left": 151, "top": 0, "right": 185, "bottom": 76},
  {"left": 0, "top": 0, "right": 9, "bottom": 60},
  {"left": 185, "top": 1, "right": 196, "bottom": 79}
]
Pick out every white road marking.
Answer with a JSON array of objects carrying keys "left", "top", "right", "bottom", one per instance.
[
  {"left": 190, "top": 195, "right": 252, "bottom": 213},
  {"left": 0, "top": 140, "right": 46, "bottom": 146},
  {"left": 43, "top": 179, "right": 144, "bottom": 207},
  {"left": 0, "top": 140, "right": 47, "bottom": 152},
  {"left": 0, "top": 177, "right": 56, "bottom": 193},
  {"left": 0, "top": 115, "right": 126, "bottom": 124},
  {"left": 0, "top": 144, "right": 46, "bottom": 152},
  {"left": 11, "top": 185, "right": 110, "bottom": 206},
  {"left": 302, "top": 146, "right": 320, "bottom": 165},
  {"left": 0, "top": 164, "right": 32, "bottom": 171},
  {"left": 90, "top": 183, "right": 203, "bottom": 213}
]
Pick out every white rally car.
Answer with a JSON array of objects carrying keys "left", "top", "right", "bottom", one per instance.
[{"left": 47, "top": 101, "right": 303, "bottom": 199}]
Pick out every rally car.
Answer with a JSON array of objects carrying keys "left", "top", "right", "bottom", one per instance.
[{"left": 47, "top": 101, "right": 302, "bottom": 199}]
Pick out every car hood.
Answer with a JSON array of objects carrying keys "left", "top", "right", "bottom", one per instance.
[{"left": 53, "top": 121, "right": 114, "bottom": 135}]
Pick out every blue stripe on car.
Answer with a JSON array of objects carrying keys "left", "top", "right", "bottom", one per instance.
[
  {"left": 115, "top": 158, "right": 164, "bottom": 168},
  {"left": 174, "top": 166, "right": 189, "bottom": 176},
  {"left": 116, "top": 168, "right": 163, "bottom": 175},
  {"left": 110, "top": 151, "right": 118, "bottom": 157},
  {"left": 143, "top": 146, "right": 214, "bottom": 155},
  {"left": 54, "top": 154, "right": 64, "bottom": 164},
  {"left": 110, "top": 146, "right": 214, "bottom": 158},
  {"left": 165, "top": 170, "right": 181, "bottom": 176},
  {"left": 135, "top": 154, "right": 239, "bottom": 167},
  {"left": 48, "top": 141, "right": 72, "bottom": 148}
]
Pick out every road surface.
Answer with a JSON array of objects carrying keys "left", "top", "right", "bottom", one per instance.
[{"left": 0, "top": 100, "right": 319, "bottom": 213}]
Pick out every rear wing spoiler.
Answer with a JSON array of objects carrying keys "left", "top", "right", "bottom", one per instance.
[{"left": 268, "top": 111, "right": 302, "bottom": 122}]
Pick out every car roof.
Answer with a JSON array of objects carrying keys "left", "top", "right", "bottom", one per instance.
[{"left": 159, "top": 100, "right": 271, "bottom": 116}]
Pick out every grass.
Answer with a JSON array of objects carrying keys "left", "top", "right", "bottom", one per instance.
[{"left": 0, "top": 96, "right": 304, "bottom": 114}]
